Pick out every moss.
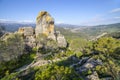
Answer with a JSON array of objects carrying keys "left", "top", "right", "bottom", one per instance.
[{"left": 82, "top": 69, "right": 92, "bottom": 76}]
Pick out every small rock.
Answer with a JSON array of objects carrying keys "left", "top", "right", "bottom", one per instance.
[{"left": 86, "top": 71, "right": 100, "bottom": 80}]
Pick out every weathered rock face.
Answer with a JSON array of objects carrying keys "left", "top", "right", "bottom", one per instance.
[
  {"left": 35, "top": 11, "right": 54, "bottom": 36},
  {"left": 18, "top": 27, "right": 34, "bottom": 36},
  {"left": 25, "top": 36, "right": 36, "bottom": 47},
  {"left": 17, "top": 11, "right": 67, "bottom": 49},
  {"left": 55, "top": 31, "right": 67, "bottom": 47},
  {"left": 76, "top": 58, "right": 102, "bottom": 73},
  {"left": 86, "top": 71, "right": 100, "bottom": 80},
  {"left": 18, "top": 27, "right": 36, "bottom": 48},
  {"left": 35, "top": 11, "right": 67, "bottom": 48}
]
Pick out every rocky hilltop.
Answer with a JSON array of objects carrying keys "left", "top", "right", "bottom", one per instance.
[
  {"left": 0, "top": 11, "right": 119, "bottom": 80},
  {"left": 18, "top": 11, "right": 67, "bottom": 48}
]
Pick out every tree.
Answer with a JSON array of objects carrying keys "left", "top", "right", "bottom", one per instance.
[{"left": 93, "top": 37, "right": 120, "bottom": 79}]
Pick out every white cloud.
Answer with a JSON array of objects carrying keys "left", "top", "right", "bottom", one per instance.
[
  {"left": 18, "top": 20, "right": 35, "bottom": 23},
  {"left": 110, "top": 8, "right": 120, "bottom": 13},
  {"left": 55, "top": 21, "right": 64, "bottom": 24},
  {"left": 0, "top": 19, "right": 9, "bottom": 21},
  {"left": 0, "top": 19, "right": 35, "bottom": 23},
  {"left": 79, "top": 15, "right": 107, "bottom": 25},
  {"left": 113, "top": 17, "right": 120, "bottom": 19},
  {"left": 80, "top": 9, "right": 120, "bottom": 26},
  {"left": 79, "top": 15, "right": 120, "bottom": 26}
]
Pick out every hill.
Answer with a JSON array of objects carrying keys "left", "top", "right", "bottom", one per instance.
[
  {"left": 1, "top": 21, "right": 119, "bottom": 39},
  {"left": 0, "top": 12, "right": 120, "bottom": 80}
]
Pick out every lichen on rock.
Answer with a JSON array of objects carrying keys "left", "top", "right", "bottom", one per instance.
[
  {"left": 16, "top": 11, "right": 67, "bottom": 49},
  {"left": 35, "top": 11, "right": 54, "bottom": 37},
  {"left": 36, "top": 11, "right": 48, "bottom": 23}
]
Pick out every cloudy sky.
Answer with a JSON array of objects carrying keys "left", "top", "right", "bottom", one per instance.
[{"left": 0, "top": 0, "right": 120, "bottom": 25}]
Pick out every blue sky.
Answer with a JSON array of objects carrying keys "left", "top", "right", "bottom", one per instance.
[{"left": 0, "top": 0, "right": 120, "bottom": 25}]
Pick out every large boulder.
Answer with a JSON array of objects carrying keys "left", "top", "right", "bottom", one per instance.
[
  {"left": 55, "top": 31, "right": 67, "bottom": 47},
  {"left": 35, "top": 11, "right": 67, "bottom": 48},
  {"left": 78, "top": 58, "right": 103, "bottom": 72},
  {"left": 35, "top": 11, "right": 54, "bottom": 37},
  {"left": 86, "top": 71, "right": 100, "bottom": 80},
  {"left": 25, "top": 36, "right": 36, "bottom": 47},
  {"left": 18, "top": 27, "right": 34, "bottom": 36}
]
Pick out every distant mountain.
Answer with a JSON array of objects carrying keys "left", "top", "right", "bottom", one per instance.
[
  {"left": 81, "top": 23, "right": 120, "bottom": 36},
  {"left": 65, "top": 23, "right": 120, "bottom": 37},
  {"left": 55, "top": 23, "right": 84, "bottom": 28},
  {"left": 0, "top": 20, "right": 120, "bottom": 39},
  {"left": 0, "top": 21, "right": 35, "bottom": 32}
]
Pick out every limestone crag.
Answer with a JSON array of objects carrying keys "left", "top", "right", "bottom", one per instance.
[
  {"left": 55, "top": 31, "right": 67, "bottom": 47},
  {"left": 18, "top": 27, "right": 34, "bottom": 36},
  {"left": 17, "top": 11, "right": 67, "bottom": 48},
  {"left": 18, "top": 27, "right": 36, "bottom": 47},
  {"left": 35, "top": 11, "right": 54, "bottom": 36},
  {"left": 35, "top": 11, "right": 67, "bottom": 47}
]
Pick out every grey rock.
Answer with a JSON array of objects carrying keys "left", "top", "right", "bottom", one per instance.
[
  {"left": 23, "top": 27, "right": 34, "bottom": 36},
  {"left": 25, "top": 36, "right": 36, "bottom": 47},
  {"left": 35, "top": 11, "right": 67, "bottom": 48},
  {"left": 57, "top": 34, "right": 67, "bottom": 47},
  {"left": 16, "top": 11, "right": 67, "bottom": 52},
  {"left": 18, "top": 27, "right": 34, "bottom": 36},
  {"left": 76, "top": 57, "right": 103, "bottom": 73},
  {"left": 100, "top": 77, "right": 113, "bottom": 80},
  {"left": 35, "top": 11, "right": 54, "bottom": 36},
  {"left": 48, "top": 33, "right": 56, "bottom": 41},
  {"left": 86, "top": 71, "right": 100, "bottom": 80}
]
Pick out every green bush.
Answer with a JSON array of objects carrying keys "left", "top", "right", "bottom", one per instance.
[{"left": 35, "top": 64, "right": 82, "bottom": 80}]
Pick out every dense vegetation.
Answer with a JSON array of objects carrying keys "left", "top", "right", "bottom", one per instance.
[
  {"left": 0, "top": 24, "right": 120, "bottom": 80},
  {"left": 35, "top": 64, "right": 82, "bottom": 80},
  {"left": 0, "top": 33, "right": 36, "bottom": 78},
  {"left": 1, "top": 34, "right": 120, "bottom": 80}
]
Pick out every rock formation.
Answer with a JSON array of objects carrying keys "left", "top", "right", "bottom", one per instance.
[
  {"left": 18, "top": 27, "right": 34, "bottom": 36},
  {"left": 86, "top": 71, "right": 100, "bottom": 80},
  {"left": 55, "top": 31, "right": 67, "bottom": 47},
  {"left": 35, "top": 11, "right": 67, "bottom": 47},
  {"left": 35, "top": 11, "right": 54, "bottom": 37},
  {"left": 17, "top": 11, "right": 67, "bottom": 48}
]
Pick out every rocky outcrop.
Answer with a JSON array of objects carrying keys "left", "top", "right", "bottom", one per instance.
[
  {"left": 35, "top": 11, "right": 67, "bottom": 48},
  {"left": 55, "top": 31, "right": 67, "bottom": 47},
  {"left": 18, "top": 27, "right": 36, "bottom": 48},
  {"left": 73, "top": 58, "right": 103, "bottom": 74},
  {"left": 35, "top": 11, "right": 54, "bottom": 36},
  {"left": 16, "top": 11, "right": 67, "bottom": 49},
  {"left": 70, "top": 56, "right": 103, "bottom": 80},
  {"left": 86, "top": 71, "right": 100, "bottom": 80},
  {"left": 18, "top": 27, "right": 34, "bottom": 36}
]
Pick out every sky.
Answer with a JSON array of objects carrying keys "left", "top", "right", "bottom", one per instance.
[{"left": 0, "top": 0, "right": 120, "bottom": 25}]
